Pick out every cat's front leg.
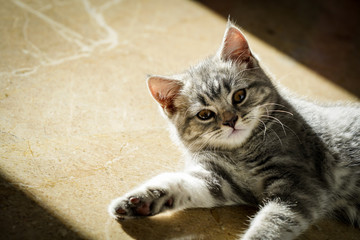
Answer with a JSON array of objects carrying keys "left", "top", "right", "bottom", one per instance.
[
  {"left": 108, "top": 170, "right": 217, "bottom": 220},
  {"left": 241, "top": 200, "right": 311, "bottom": 240}
]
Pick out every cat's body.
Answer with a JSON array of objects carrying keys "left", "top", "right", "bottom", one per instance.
[{"left": 109, "top": 22, "right": 360, "bottom": 239}]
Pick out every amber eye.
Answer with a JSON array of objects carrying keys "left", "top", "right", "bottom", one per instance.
[
  {"left": 197, "top": 109, "right": 215, "bottom": 120},
  {"left": 232, "top": 89, "right": 246, "bottom": 104}
]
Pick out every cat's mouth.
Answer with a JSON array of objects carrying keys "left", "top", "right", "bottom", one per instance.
[{"left": 228, "top": 128, "right": 245, "bottom": 138}]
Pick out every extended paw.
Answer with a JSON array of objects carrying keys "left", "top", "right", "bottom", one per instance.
[{"left": 108, "top": 188, "right": 174, "bottom": 220}]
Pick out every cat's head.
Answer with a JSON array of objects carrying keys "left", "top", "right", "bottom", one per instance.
[{"left": 147, "top": 22, "right": 277, "bottom": 151}]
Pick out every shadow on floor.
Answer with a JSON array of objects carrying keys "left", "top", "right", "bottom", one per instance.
[
  {"left": 197, "top": 0, "right": 360, "bottom": 97},
  {"left": 120, "top": 206, "right": 256, "bottom": 240},
  {"left": 117, "top": 205, "right": 360, "bottom": 240},
  {"left": 0, "top": 174, "right": 86, "bottom": 240}
]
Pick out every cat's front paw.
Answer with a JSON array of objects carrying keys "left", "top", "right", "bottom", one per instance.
[{"left": 108, "top": 188, "right": 174, "bottom": 220}]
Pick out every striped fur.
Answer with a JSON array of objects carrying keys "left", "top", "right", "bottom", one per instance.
[{"left": 109, "top": 22, "right": 360, "bottom": 239}]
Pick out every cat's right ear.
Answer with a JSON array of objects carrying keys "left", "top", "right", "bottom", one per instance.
[
  {"left": 147, "top": 76, "right": 183, "bottom": 115},
  {"left": 217, "top": 21, "right": 252, "bottom": 63}
]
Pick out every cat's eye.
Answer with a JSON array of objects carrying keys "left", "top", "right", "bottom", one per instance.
[
  {"left": 197, "top": 109, "right": 215, "bottom": 121},
  {"left": 232, "top": 89, "right": 246, "bottom": 104}
]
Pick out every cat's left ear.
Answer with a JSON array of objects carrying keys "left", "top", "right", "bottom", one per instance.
[
  {"left": 217, "top": 21, "right": 253, "bottom": 63},
  {"left": 147, "top": 76, "right": 183, "bottom": 115}
]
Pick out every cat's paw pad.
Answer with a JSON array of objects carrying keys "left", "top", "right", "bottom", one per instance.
[{"left": 108, "top": 189, "right": 174, "bottom": 220}]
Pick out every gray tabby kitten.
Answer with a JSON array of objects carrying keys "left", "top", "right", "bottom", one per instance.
[{"left": 109, "top": 22, "right": 360, "bottom": 239}]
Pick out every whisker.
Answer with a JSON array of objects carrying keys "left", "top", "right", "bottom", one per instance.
[
  {"left": 257, "top": 112, "right": 302, "bottom": 145},
  {"left": 188, "top": 129, "right": 222, "bottom": 152},
  {"left": 246, "top": 116, "right": 268, "bottom": 142},
  {"left": 259, "top": 102, "right": 289, "bottom": 110},
  {"left": 281, "top": 124, "right": 302, "bottom": 144},
  {"left": 251, "top": 115, "right": 283, "bottom": 147},
  {"left": 260, "top": 115, "right": 287, "bottom": 136},
  {"left": 270, "top": 109, "right": 294, "bottom": 116},
  {"left": 270, "top": 128, "right": 283, "bottom": 147}
]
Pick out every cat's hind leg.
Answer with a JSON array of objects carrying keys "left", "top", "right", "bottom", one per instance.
[
  {"left": 241, "top": 199, "right": 311, "bottom": 240},
  {"left": 241, "top": 175, "right": 329, "bottom": 240}
]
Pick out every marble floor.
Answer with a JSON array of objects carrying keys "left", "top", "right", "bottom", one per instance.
[{"left": 0, "top": 0, "right": 359, "bottom": 239}]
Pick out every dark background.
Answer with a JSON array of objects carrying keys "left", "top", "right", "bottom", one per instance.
[{"left": 197, "top": 0, "right": 360, "bottom": 97}]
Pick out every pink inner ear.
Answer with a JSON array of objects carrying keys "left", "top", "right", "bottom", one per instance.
[
  {"left": 222, "top": 27, "right": 251, "bottom": 62},
  {"left": 147, "top": 77, "right": 182, "bottom": 113}
]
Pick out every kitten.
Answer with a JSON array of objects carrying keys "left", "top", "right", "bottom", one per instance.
[{"left": 108, "top": 21, "right": 360, "bottom": 240}]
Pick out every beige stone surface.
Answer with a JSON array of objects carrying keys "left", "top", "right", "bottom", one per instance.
[{"left": 0, "top": 0, "right": 359, "bottom": 239}]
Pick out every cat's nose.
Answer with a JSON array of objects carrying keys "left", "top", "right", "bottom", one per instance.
[{"left": 222, "top": 112, "right": 238, "bottom": 128}]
